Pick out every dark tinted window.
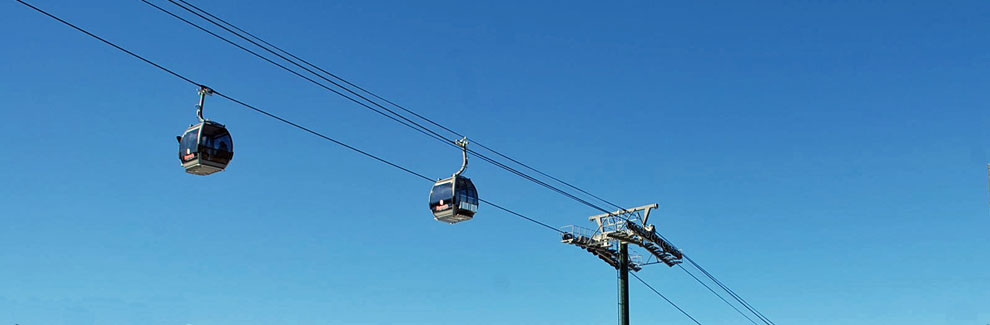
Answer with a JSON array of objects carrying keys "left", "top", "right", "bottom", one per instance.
[
  {"left": 455, "top": 177, "right": 479, "bottom": 212},
  {"left": 199, "top": 124, "right": 233, "bottom": 164},
  {"left": 214, "top": 134, "right": 232, "bottom": 152},
  {"left": 179, "top": 127, "right": 200, "bottom": 163},
  {"left": 456, "top": 178, "right": 478, "bottom": 203},
  {"left": 430, "top": 181, "right": 453, "bottom": 205}
]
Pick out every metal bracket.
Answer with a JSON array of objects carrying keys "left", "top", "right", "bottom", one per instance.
[
  {"left": 196, "top": 86, "right": 214, "bottom": 122},
  {"left": 562, "top": 202, "right": 682, "bottom": 269},
  {"left": 588, "top": 203, "right": 659, "bottom": 234},
  {"left": 453, "top": 137, "right": 469, "bottom": 177}
]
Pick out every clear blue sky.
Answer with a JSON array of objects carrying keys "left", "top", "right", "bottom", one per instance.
[{"left": 2, "top": 1, "right": 988, "bottom": 324}]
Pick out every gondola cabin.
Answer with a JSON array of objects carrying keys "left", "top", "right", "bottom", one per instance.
[
  {"left": 429, "top": 175, "right": 478, "bottom": 224},
  {"left": 178, "top": 121, "right": 233, "bottom": 175}
]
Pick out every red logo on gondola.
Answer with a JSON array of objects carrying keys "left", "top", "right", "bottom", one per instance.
[
  {"left": 435, "top": 199, "right": 450, "bottom": 211},
  {"left": 184, "top": 153, "right": 195, "bottom": 160}
]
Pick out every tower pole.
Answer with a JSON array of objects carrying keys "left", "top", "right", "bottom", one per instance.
[
  {"left": 563, "top": 204, "right": 673, "bottom": 325},
  {"left": 618, "top": 242, "right": 630, "bottom": 325}
]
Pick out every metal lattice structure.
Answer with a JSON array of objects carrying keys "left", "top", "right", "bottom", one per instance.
[{"left": 561, "top": 203, "right": 683, "bottom": 271}]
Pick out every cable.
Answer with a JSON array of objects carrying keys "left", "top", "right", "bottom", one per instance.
[
  {"left": 140, "top": 0, "right": 454, "bottom": 148},
  {"left": 158, "top": 0, "right": 460, "bottom": 147},
  {"left": 156, "top": 5, "right": 775, "bottom": 322},
  {"left": 471, "top": 141, "right": 628, "bottom": 210},
  {"left": 11, "top": 0, "right": 202, "bottom": 88},
  {"left": 154, "top": 3, "right": 777, "bottom": 324},
  {"left": 170, "top": 0, "right": 630, "bottom": 212},
  {"left": 467, "top": 148, "right": 612, "bottom": 214},
  {"left": 223, "top": 98, "right": 567, "bottom": 237},
  {"left": 19, "top": 2, "right": 771, "bottom": 324},
  {"left": 653, "top": 231, "right": 774, "bottom": 325},
  {"left": 148, "top": 0, "right": 609, "bottom": 212},
  {"left": 174, "top": 0, "right": 463, "bottom": 141},
  {"left": 678, "top": 265, "right": 759, "bottom": 325},
  {"left": 14, "top": 0, "right": 556, "bottom": 236},
  {"left": 630, "top": 272, "right": 703, "bottom": 325},
  {"left": 683, "top": 256, "right": 775, "bottom": 325},
  {"left": 213, "top": 92, "right": 435, "bottom": 182},
  {"left": 480, "top": 198, "right": 562, "bottom": 234},
  {"left": 147, "top": 0, "right": 623, "bottom": 216}
]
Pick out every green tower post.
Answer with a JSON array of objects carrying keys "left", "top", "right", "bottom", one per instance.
[{"left": 618, "top": 242, "right": 630, "bottom": 325}]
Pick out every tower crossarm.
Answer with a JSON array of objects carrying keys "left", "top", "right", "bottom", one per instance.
[
  {"left": 625, "top": 220, "right": 683, "bottom": 265},
  {"left": 562, "top": 229, "right": 641, "bottom": 271},
  {"left": 588, "top": 203, "right": 659, "bottom": 236}
]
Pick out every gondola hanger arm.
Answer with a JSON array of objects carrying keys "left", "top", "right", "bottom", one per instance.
[
  {"left": 196, "top": 86, "right": 214, "bottom": 122},
  {"left": 454, "top": 137, "right": 469, "bottom": 177}
]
